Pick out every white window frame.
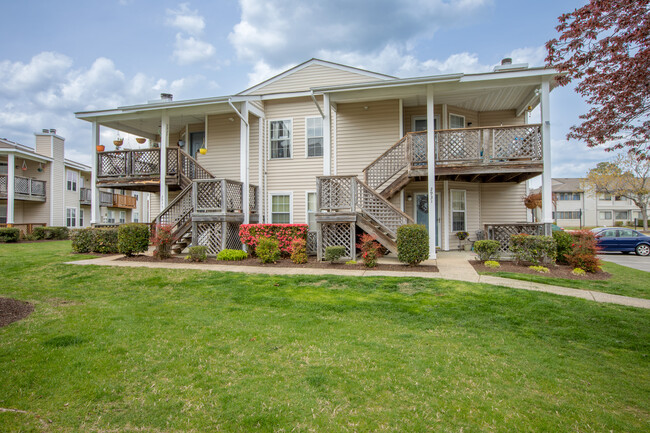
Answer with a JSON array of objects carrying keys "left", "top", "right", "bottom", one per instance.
[
  {"left": 106, "top": 210, "right": 115, "bottom": 224},
  {"left": 614, "top": 210, "right": 628, "bottom": 220},
  {"left": 305, "top": 116, "right": 324, "bottom": 158},
  {"left": 449, "top": 113, "right": 466, "bottom": 129},
  {"left": 66, "top": 170, "right": 78, "bottom": 192},
  {"left": 119, "top": 211, "right": 126, "bottom": 224},
  {"left": 450, "top": 189, "right": 467, "bottom": 232},
  {"left": 133, "top": 211, "right": 139, "bottom": 223},
  {"left": 79, "top": 209, "right": 84, "bottom": 227},
  {"left": 269, "top": 118, "right": 293, "bottom": 160},
  {"left": 0, "top": 162, "right": 8, "bottom": 175},
  {"left": 268, "top": 191, "right": 293, "bottom": 224},
  {"left": 599, "top": 210, "right": 612, "bottom": 220},
  {"left": 305, "top": 191, "right": 317, "bottom": 231},
  {"left": 411, "top": 115, "right": 440, "bottom": 132},
  {"left": 66, "top": 207, "right": 77, "bottom": 227}
]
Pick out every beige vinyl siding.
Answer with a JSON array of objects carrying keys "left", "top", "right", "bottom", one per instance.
[
  {"left": 248, "top": 114, "right": 260, "bottom": 186},
  {"left": 63, "top": 168, "right": 82, "bottom": 226},
  {"left": 249, "top": 64, "right": 383, "bottom": 95},
  {"left": 199, "top": 113, "right": 241, "bottom": 180},
  {"left": 149, "top": 193, "right": 160, "bottom": 222},
  {"left": 35, "top": 135, "right": 52, "bottom": 157},
  {"left": 249, "top": 100, "right": 264, "bottom": 113},
  {"left": 478, "top": 110, "right": 525, "bottom": 126},
  {"left": 446, "top": 106, "right": 478, "bottom": 128},
  {"left": 336, "top": 99, "right": 401, "bottom": 177},
  {"left": 264, "top": 97, "right": 324, "bottom": 224},
  {"left": 480, "top": 182, "right": 528, "bottom": 224},
  {"left": 11, "top": 158, "right": 50, "bottom": 224},
  {"left": 51, "top": 136, "right": 65, "bottom": 226}
]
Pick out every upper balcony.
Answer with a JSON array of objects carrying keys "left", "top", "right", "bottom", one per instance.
[
  {"left": 96, "top": 190, "right": 137, "bottom": 209},
  {"left": 363, "top": 124, "right": 543, "bottom": 194},
  {"left": 80, "top": 187, "right": 92, "bottom": 205},
  {"left": 0, "top": 175, "right": 47, "bottom": 202}
]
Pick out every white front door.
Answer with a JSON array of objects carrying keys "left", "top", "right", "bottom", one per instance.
[{"left": 414, "top": 192, "right": 441, "bottom": 247}]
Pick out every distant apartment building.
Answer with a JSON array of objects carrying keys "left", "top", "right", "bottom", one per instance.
[{"left": 1, "top": 130, "right": 148, "bottom": 232}]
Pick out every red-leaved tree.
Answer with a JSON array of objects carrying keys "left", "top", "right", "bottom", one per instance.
[{"left": 546, "top": 0, "right": 650, "bottom": 158}]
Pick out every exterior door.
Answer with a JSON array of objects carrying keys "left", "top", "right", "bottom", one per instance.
[
  {"left": 189, "top": 132, "right": 205, "bottom": 158},
  {"left": 414, "top": 192, "right": 440, "bottom": 247}
]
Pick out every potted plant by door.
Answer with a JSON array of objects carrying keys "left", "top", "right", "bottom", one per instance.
[
  {"left": 96, "top": 144, "right": 105, "bottom": 152},
  {"left": 455, "top": 231, "right": 469, "bottom": 250}
]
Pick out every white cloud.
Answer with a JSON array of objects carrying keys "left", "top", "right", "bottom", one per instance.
[
  {"left": 246, "top": 60, "right": 296, "bottom": 87},
  {"left": 0, "top": 52, "right": 72, "bottom": 95},
  {"left": 166, "top": 3, "right": 205, "bottom": 35},
  {"left": 172, "top": 34, "right": 216, "bottom": 65},
  {"left": 506, "top": 46, "right": 547, "bottom": 67}
]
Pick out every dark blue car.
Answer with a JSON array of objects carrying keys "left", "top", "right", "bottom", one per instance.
[{"left": 594, "top": 228, "right": 650, "bottom": 256}]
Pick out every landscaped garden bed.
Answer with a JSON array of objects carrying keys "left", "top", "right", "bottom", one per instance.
[{"left": 471, "top": 260, "right": 611, "bottom": 281}]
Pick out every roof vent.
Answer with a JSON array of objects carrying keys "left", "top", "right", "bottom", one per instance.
[
  {"left": 42, "top": 129, "right": 49, "bottom": 133},
  {"left": 501, "top": 58, "right": 512, "bottom": 65},
  {"left": 493, "top": 57, "right": 529, "bottom": 72},
  {"left": 160, "top": 93, "right": 173, "bottom": 102},
  {"left": 49, "top": 129, "right": 56, "bottom": 134}
]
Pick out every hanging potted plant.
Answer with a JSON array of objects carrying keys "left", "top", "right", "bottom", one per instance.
[
  {"left": 199, "top": 141, "right": 207, "bottom": 155},
  {"left": 136, "top": 137, "right": 147, "bottom": 144},
  {"left": 96, "top": 144, "right": 105, "bottom": 152},
  {"left": 113, "top": 135, "right": 124, "bottom": 148},
  {"left": 455, "top": 231, "right": 469, "bottom": 250}
]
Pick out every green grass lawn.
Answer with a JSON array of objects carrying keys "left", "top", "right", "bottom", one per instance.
[
  {"left": 483, "top": 261, "right": 650, "bottom": 300},
  {"left": 1, "top": 241, "right": 649, "bottom": 432}
]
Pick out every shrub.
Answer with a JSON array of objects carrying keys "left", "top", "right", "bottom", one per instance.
[
  {"left": 553, "top": 231, "right": 573, "bottom": 265},
  {"left": 94, "top": 228, "right": 119, "bottom": 254},
  {"left": 345, "top": 260, "right": 357, "bottom": 265},
  {"left": 614, "top": 220, "right": 624, "bottom": 227},
  {"left": 529, "top": 265, "right": 550, "bottom": 273},
  {"left": 186, "top": 245, "right": 208, "bottom": 262},
  {"left": 151, "top": 224, "right": 174, "bottom": 260},
  {"left": 474, "top": 240, "right": 500, "bottom": 261},
  {"left": 484, "top": 260, "right": 500, "bottom": 268},
  {"left": 356, "top": 233, "right": 383, "bottom": 268},
  {"left": 324, "top": 246, "right": 346, "bottom": 263},
  {"left": 256, "top": 237, "right": 280, "bottom": 264},
  {"left": 217, "top": 249, "right": 248, "bottom": 261},
  {"left": 70, "top": 228, "right": 95, "bottom": 253},
  {"left": 572, "top": 268, "right": 587, "bottom": 276},
  {"left": 118, "top": 223, "right": 150, "bottom": 257},
  {"left": 239, "top": 224, "right": 309, "bottom": 255},
  {"left": 566, "top": 230, "right": 601, "bottom": 273},
  {"left": 510, "top": 234, "right": 557, "bottom": 266},
  {"left": 290, "top": 238, "right": 308, "bottom": 264},
  {"left": 32, "top": 226, "right": 69, "bottom": 240},
  {"left": 397, "top": 224, "right": 429, "bottom": 266},
  {"left": 0, "top": 228, "right": 20, "bottom": 243}
]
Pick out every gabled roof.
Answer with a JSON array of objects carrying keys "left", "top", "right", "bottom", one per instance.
[
  {"left": 238, "top": 58, "right": 395, "bottom": 96},
  {"left": 0, "top": 137, "right": 53, "bottom": 163}
]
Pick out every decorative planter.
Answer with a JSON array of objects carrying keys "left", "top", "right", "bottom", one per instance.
[
  {"left": 113, "top": 140, "right": 123, "bottom": 148},
  {"left": 96, "top": 145, "right": 105, "bottom": 152},
  {"left": 199, "top": 148, "right": 207, "bottom": 155},
  {"left": 136, "top": 138, "right": 146, "bottom": 144}
]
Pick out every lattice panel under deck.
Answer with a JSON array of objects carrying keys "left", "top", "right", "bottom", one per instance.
[
  {"left": 196, "top": 181, "right": 222, "bottom": 212},
  {"left": 226, "top": 223, "right": 242, "bottom": 250},
  {"left": 320, "top": 223, "right": 353, "bottom": 258},
  {"left": 226, "top": 182, "right": 243, "bottom": 211},
  {"left": 307, "top": 231, "right": 317, "bottom": 255},
  {"left": 195, "top": 222, "right": 223, "bottom": 255},
  {"left": 488, "top": 224, "right": 545, "bottom": 253},
  {"left": 319, "top": 177, "right": 353, "bottom": 210}
]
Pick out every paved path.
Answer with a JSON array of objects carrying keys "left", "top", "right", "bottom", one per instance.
[
  {"left": 599, "top": 253, "right": 650, "bottom": 273},
  {"left": 67, "top": 252, "right": 650, "bottom": 310}
]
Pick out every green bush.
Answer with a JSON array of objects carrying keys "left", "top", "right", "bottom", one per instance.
[
  {"left": 397, "top": 224, "right": 429, "bottom": 266},
  {"left": 572, "top": 268, "right": 587, "bottom": 276},
  {"left": 290, "top": 238, "right": 308, "bottom": 264},
  {"left": 345, "top": 260, "right": 357, "bottom": 265},
  {"left": 474, "top": 240, "right": 500, "bottom": 261},
  {"left": 118, "top": 223, "right": 150, "bottom": 257},
  {"left": 553, "top": 231, "right": 573, "bottom": 265},
  {"left": 529, "top": 265, "right": 550, "bottom": 273},
  {"left": 32, "top": 226, "right": 69, "bottom": 240},
  {"left": 151, "top": 225, "right": 173, "bottom": 260},
  {"left": 484, "top": 260, "right": 500, "bottom": 268},
  {"left": 510, "top": 234, "right": 557, "bottom": 266},
  {"left": 71, "top": 228, "right": 95, "bottom": 253},
  {"left": 0, "top": 228, "right": 20, "bottom": 243},
  {"left": 256, "top": 237, "right": 280, "bottom": 264},
  {"left": 324, "top": 246, "right": 346, "bottom": 263},
  {"left": 186, "top": 245, "right": 208, "bottom": 262},
  {"left": 94, "top": 228, "right": 119, "bottom": 254},
  {"left": 217, "top": 249, "right": 248, "bottom": 261}
]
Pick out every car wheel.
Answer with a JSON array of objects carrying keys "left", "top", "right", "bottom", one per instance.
[{"left": 636, "top": 244, "right": 650, "bottom": 256}]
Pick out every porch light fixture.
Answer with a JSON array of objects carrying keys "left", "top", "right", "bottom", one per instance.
[
  {"left": 228, "top": 117, "right": 235, "bottom": 122},
  {"left": 37, "top": 162, "right": 43, "bottom": 172},
  {"left": 407, "top": 194, "right": 412, "bottom": 201}
]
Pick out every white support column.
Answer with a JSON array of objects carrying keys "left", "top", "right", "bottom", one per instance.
[
  {"left": 323, "top": 94, "right": 331, "bottom": 175},
  {"left": 398, "top": 98, "right": 404, "bottom": 137},
  {"left": 443, "top": 180, "right": 450, "bottom": 251},
  {"left": 540, "top": 80, "right": 552, "bottom": 226},
  {"left": 427, "top": 85, "right": 437, "bottom": 260},
  {"left": 160, "top": 111, "right": 169, "bottom": 209},
  {"left": 90, "top": 122, "right": 100, "bottom": 225},
  {"left": 239, "top": 102, "right": 250, "bottom": 224},
  {"left": 7, "top": 153, "right": 15, "bottom": 225},
  {"left": 442, "top": 104, "right": 448, "bottom": 129}
]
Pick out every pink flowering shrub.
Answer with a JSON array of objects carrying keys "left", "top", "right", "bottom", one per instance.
[{"left": 239, "top": 224, "right": 309, "bottom": 255}]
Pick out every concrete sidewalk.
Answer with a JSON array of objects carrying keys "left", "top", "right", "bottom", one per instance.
[{"left": 67, "top": 251, "right": 650, "bottom": 310}]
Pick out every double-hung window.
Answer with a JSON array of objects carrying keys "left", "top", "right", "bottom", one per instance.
[
  {"left": 451, "top": 190, "right": 466, "bottom": 231},
  {"left": 270, "top": 194, "right": 291, "bottom": 224},
  {"left": 67, "top": 170, "right": 78, "bottom": 191},
  {"left": 79, "top": 209, "right": 84, "bottom": 227},
  {"left": 449, "top": 114, "right": 465, "bottom": 129},
  {"left": 66, "top": 208, "right": 76, "bottom": 227},
  {"left": 270, "top": 120, "right": 292, "bottom": 159},
  {"left": 133, "top": 211, "right": 139, "bottom": 223},
  {"left": 599, "top": 211, "right": 612, "bottom": 220},
  {"left": 306, "top": 117, "right": 323, "bottom": 157}
]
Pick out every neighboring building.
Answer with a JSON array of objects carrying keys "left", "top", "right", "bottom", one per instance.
[
  {"left": 536, "top": 178, "right": 650, "bottom": 228},
  {"left": 76, "top": 58, "right": 560, "bottom": 258},
  {"left": 0, "top": 130, "right": 149, "bottom": 232}
]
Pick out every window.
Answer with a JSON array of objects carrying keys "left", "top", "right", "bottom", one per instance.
[
  {"left": 270, "top": 194, "right": 291, "bottom": 223},
  {"left": 558, "top": 192, "right": 580, "bottom": 200},
  {"left": 599, "top": 211, "right": 612, "bottom": 220},
  {"left": 614, "top": 195, "right": 624, "bottom": 201},
  {"left": 599, "top": 193, "right": 611, "bottom": 200},
  {"left": 306, "top": 117, "right": 323, "bottom": 157},
  {"left": 615, "top": 210, "right": 628, "bottom": 220},
  {"left": 133, "top": 192, "right": 139, "bottom": 201},
  {"left": 306, "top": 192, "right": 317, "bottom": 231},
  {"left": 133, "top": 211, "right": 139, "bottom": 223},
  {"left": 66, "top": 170, "right": 78, "bottom": 191},
  {"left": 451, "top": 190, "right": 466, "bottom": 231},
  {"left": 0, "top": 162, "right": 7, "bottom": 175},
  {"left": 553, "top": 211, "right": 581, "bottom": 219},
  {"left": 449, "top": 114, "right": 465, "bottom": 129},
  {"left": 106, "top": 210, "right": 115, "bottom": 224},
  {"left": 270, "top": 119, "right": 292, "bottom": 159},
  {"left": 411, "top": 115, "right": 439, "bottom": 132},
  {"left": 0, "top": 204, "right": 6, "bottom": 224},
  {"left": 79, "top": 209, "right": 84, "bottom": 227},
  {"left": 119, "top": 211, "right": 126, "bottom": 224},
  {"left": 66, "top": 208, "right": 76, "bottom": 227},
  {"left": 619, "top": 229, "right": 638, "bottom": 238}
]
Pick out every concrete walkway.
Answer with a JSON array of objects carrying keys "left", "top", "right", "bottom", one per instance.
[{"left": 67, "top": 251, "right": 650, "bottom": 310}]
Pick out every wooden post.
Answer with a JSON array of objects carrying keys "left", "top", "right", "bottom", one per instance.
[{"left": 221, "top": 179, "right": 227, "bottom": 212}]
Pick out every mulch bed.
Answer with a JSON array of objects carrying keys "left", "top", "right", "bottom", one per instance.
[
  {"left": 118, "top": 255, "right": 439, "bottom": 273},
  {"left": 471, "top": 261, "right": 611, "bottom": 281},
  {"left": 0, "top": 298, "right": 34, "bottom": 327}
]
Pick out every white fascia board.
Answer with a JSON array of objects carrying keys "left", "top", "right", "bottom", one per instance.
[
  {"left": 260, "top": 91, "right": 314, "bottom": 100},
  {"left": 312, "top": 74, "right": 464, "bottom": 93},
  {"left": 0, "top": 148, "right": 53, "bottom": 163},
  {"left": 64, "top": 160, "right": 92, "bottom": 172},
  {"left": 460, "top": 67, "right": 560, "bottom": 83}
]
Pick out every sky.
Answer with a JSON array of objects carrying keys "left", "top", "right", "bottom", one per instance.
[{"left": 0, "top": 0, "right": 621, "bottom": 183}]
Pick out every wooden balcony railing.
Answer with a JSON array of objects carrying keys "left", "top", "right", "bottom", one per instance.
[
  {"left": 0, "top": 175, "right": 47, "bottom": 200},
  {"left": 97, "top": 148, "right": 179, "bottom": 179},
  {"left": 80, "top": 187, "right": 92, "bottom": 204},
  {"left": 99, "top": 191, "right": 114, "bottom": 207},
  {"left": 113, "top": 194, "right": 137, "bottom": 209},
  {"left": 363, "top": 124, "right": 542, "bottom": 190}
]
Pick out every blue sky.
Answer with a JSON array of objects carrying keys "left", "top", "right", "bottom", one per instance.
[{"left": 0, "top": 0, "right": 618, "bottom": 181}]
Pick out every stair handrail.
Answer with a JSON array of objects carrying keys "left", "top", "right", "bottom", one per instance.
[
  {"left": 355, "top": 177, "right": 414, "bottom": 237},
  {"left": 178, "top": 149, "right": 215, "bottom": 181},
  {"left": 362, "top": 135, "right": 409, "bottom": 190},
  {"left": 152, "top": 184, "right": 194, "bottom": 241}
]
